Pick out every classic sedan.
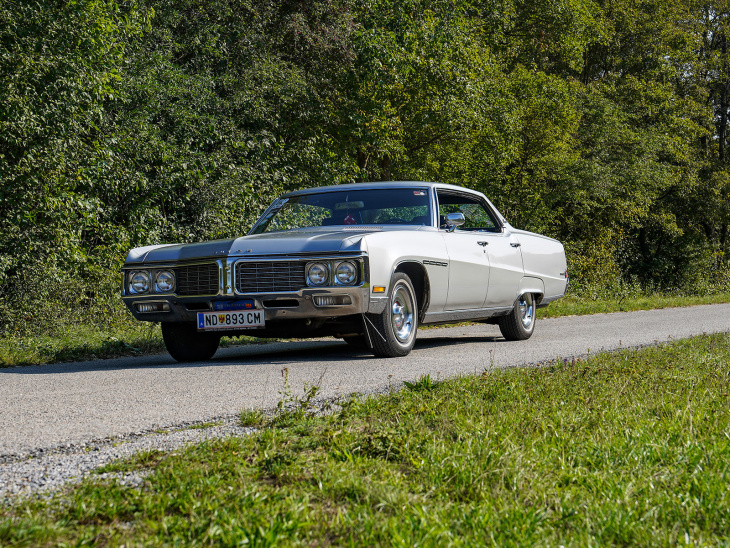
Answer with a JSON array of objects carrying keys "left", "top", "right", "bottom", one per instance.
[{"left": 121, "top": 182, "right": 568, "bottom": 362}]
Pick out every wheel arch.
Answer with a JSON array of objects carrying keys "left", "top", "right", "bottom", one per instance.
[
  {"left": 394, "top": 261, "right": 430, "bottom": 322},
  {"left": 519, "top": 276, "right": 545, "bottom": 305}
]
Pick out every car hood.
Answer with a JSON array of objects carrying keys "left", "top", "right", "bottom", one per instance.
[
  {"left": 125, "top": 239, "right": 237, "bottom": 264},
  {"left": 126, "top": 227, "right": 418, "bottom": 264}
]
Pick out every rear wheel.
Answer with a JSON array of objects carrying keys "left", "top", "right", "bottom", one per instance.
[
  {"left": 367, "top": 272, "right": 418, "bottom": 357},
  {"left": 497, "top": 293, "right": 536, "bottom": 341},
  {"left": 161, "top": 322, "right": 220, "bottom": 362}
]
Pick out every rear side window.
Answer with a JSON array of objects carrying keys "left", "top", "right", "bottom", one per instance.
[{"left": 437, "top": 191, "right": 500, "bottom": 231}]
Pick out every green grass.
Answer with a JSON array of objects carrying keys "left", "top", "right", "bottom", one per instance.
[
  {"left": 2, "top": 333, "right": 730, "bottom": 545},
  {"left": 0, "top": 321, "right": 267, "bottom": 368},
  {"left": 541, "top": 292, "right": 730, "bottom": 318},
  {"left": 0, "top": 323, "right": 165, "bottom": 367},
  {"left": 240, "top": 408, "right": 266, "bottom": 428}
]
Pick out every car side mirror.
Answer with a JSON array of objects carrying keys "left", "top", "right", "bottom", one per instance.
[{"left": 445, "top": 212, "right": 465, "bottom": 232}]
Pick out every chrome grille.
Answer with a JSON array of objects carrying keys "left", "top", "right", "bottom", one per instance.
[
  {"left": 176, "top": 264, "right": 219, "bottom": 296},
  {"left": 235, "top": 261, "right": 306, "bottom": 293}
]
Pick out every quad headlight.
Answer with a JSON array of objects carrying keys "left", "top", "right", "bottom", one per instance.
[
  {"left": 306, "top": 262, "right": 329, "bottom": 286},
  {"left": 305, "top": 260, "right": 359, "bottom": 287},
  {"left": 129, "top": 271, "right": 150, "bottom": 294},
  {"left": 155, "top": 270, "right": 175, "bottom": 293},
  {"left": 335, "top": 261, "right": 357, "bottom": 285}
]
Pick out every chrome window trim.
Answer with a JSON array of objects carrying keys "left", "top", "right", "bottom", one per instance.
[{"left": 434, "top": 189, "right": 503, "bottom": 232}]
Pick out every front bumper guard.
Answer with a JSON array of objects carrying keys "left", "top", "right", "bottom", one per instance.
[{"left": 123, "top": 286, "right": 382, "bottom": 324}]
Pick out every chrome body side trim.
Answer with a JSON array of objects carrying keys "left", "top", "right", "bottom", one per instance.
[{"left": 421, "top": 306, "right": 513, "bottom": 325}]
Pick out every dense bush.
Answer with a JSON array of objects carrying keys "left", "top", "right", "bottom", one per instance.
[{"left": 1, "top": 0, "right": 729, "bottom": 335}]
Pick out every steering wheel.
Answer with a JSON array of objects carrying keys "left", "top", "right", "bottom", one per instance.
[{"left": 384, "top": 218, "right": 409, "bottom": 224}]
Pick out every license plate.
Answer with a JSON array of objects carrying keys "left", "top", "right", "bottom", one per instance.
[{"left": 197, "top": 310, "right": 265, "bottom": 331}]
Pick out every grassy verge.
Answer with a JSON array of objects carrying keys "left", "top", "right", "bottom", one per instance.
[
  {"left": 0, "top": 322, "right": 165, "bottom": 367},
  {"left": 2, "top": 333, "right": 730, "bottom": 545},
  {"left": 0, "top": 322, "right": 266, "bottom": 368},
  {"left": 541, "top": 292, "right": 730, "bottom": 318},
  {"left": 2, "top": 292, "right": 730, "bottom": 367}
]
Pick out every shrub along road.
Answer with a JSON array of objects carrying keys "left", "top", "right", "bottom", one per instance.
[{"left": 1, "top": 304, "right": 729, "bottom": 457}]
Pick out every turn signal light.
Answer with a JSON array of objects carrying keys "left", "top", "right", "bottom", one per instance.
[
  {"left": 373, "top": 286, "right": 386, "bottom": 293},
  {"left": 313, "top": 295, "right": 352, "bottom": 307},
  {"left": 136, "top": 302, "right": 170, "bottom": 313}
]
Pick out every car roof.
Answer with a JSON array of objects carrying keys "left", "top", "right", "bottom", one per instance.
[{"left": 280, "top": 181, "right": 483, "bottom": 198}]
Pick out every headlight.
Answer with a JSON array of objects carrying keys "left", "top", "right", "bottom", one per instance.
[
  {"left": 155, "top": 270, "right": 175, "bottom": 293},
  {"left": 307, "top": 262, "right": 329, "bottom": 286},
  {"left": 129, "top": 271, "right": 150, "bottom": 294},
  {"left": 335, "top": 261, "right": 357, "bottom": 285}
]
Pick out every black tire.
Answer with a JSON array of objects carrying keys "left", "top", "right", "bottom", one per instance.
[
  {"left": 497, "top": 293, "right": 536, "bottom": 341},
  {"left": 366, "top": 272, "right": 418, "bottom": 357},
  {"left": 161, "top": 322, "right": 220, "bottom": 362}
]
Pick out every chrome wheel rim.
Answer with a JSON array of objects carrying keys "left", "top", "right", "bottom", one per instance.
[
  {"left": 519, "top": 294, "right": 535, "bottom": 330},
  {"left": 391, "top": 283, "right": 415, "bottom": 343}
]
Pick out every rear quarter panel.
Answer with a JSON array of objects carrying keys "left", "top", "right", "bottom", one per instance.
[{"left": 514, "top": 230, "right": 568, "bottom": 300}]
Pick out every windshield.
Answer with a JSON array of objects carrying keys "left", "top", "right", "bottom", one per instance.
[{"left": 251, "top": 188, "right": 432, "bottom": 234}]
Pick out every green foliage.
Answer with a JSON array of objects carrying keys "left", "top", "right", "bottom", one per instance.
[{"left": 1, "top": 0, "right": 730, "bottom": 338}]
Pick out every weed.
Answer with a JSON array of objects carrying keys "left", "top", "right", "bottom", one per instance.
[
  {"left": 403, "top": 373, "right": 435, "bottom": 391},
  {"left": 186, "top": 421, "right": 223, "bottom": 430},
  {"left": 239, "top": 409, "right": 265, "bottom": 428},
  {"left": 95, "top": 449, "right": 166, "bottom": 474}
]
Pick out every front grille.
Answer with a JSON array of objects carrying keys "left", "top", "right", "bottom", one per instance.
[
  {"left": 176, "top": 263, "right": 219, "bottom": 296},
  {"left": 235, "top": 261, "right": 306, "bottom": 293}
]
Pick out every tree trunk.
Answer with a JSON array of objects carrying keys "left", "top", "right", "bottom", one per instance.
[
  {"left": 356, "top": 148, "right": 368, "bottom": 182},
  {"left": 720, "top": 30, "right": 728, "bottom": 161},
  {"left": 380, "top": 154, "right": 392, "bottom": 181},
  {"left": 638, "top": 227, "right": 651, "bottom": 264}
]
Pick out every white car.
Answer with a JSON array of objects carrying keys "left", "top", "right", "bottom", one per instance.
[{"left": 122, "top": 182, "right": 568, "bottom": 361}]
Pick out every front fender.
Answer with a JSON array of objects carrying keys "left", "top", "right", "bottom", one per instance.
[{"left": 362, "top": 229, "right": 449, "bottom": 314}]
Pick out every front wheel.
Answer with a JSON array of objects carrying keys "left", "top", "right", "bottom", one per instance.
[
  {"left": 366, "top": 272, "right": 418, "bottom": 357},
  {"left": 161, "top": 322, "right": 221, "bottom": 362},
  {"left": 497, "top": 293, "right": 536, "bottom": 341}
]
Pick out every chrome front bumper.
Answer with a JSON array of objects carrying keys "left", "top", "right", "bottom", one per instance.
[{"left": 123, "top": 286, "right": 375, "bottom": 324}]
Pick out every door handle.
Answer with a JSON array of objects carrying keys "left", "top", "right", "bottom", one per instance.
[
  {"left": 510, "top": 242, "right": 521, "bottom": 248},
  {"left": 477, "top": 241, "right": 488, "bottom": 246}
]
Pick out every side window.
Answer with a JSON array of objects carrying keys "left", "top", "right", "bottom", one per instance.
[{"left": 437, "top": 192, "right": 499, "bottom": 231}]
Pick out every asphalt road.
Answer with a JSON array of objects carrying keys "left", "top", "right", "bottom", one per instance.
[{"left": 1, "top": 304, "right": 729, "bottom": 457}]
